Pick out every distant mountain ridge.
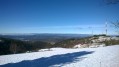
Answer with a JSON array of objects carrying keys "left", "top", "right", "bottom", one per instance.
[{"left": 0, "top": 34, "right": 91, "bottom": 43}]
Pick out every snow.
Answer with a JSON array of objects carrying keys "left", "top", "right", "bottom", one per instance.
[
  {"left": 0, "top": 45, "right": 119, "bottom": 67},
  {"left": 111, "top": 37, "right": 119, "bottom": 40},
  {"left": 73, "top": 44, "right": 81, "bottom": 48},
  {"left": 91, "top": 36, "right": 119, "bottom": 43}
]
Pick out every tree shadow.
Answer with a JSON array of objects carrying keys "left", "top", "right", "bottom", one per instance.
[{"left": 0, "top": 51, "right": 94, "bottom": 67}]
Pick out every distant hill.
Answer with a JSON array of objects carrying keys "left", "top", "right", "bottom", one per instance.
[{"left": 0, "top": 34, "right": 91, "bottom": 44}]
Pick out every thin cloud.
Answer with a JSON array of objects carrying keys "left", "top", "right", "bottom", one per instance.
[{"left": 25, "top": 25, "right": 107, "bottom": 29}]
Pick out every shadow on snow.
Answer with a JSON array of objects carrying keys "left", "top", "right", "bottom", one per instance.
[{"left": 0, "top": 51, "right": 94, "bottom": 67}]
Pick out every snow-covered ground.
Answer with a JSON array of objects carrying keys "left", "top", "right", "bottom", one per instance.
[{"left": 0, "top": 45, "right": 119, "bottom": 67}]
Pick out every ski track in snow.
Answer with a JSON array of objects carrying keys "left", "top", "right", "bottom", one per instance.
[{"left": 0, "top": 45, "right": 119, "bottom": 67}]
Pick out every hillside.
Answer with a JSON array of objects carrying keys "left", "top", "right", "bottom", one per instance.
[
  {"left": 54, "top": 35, "right": 119, "bottom": 48},
  {"left": 0, "top": 45, "right": 119, "bottom": 67},
  {"left": 0, "top": 37, "right": 51, "bottom": 55}
]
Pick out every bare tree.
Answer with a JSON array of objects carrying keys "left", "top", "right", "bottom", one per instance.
[
  {"left": 10, "top": 42, "right": 17, "bottom": 54},
  {"left": 103, "top": 0, "right": 119, "bottom": 34},
  {"left": 112, "top": 21, "right": 119, "bottom": 34},
  {"left": 104, "top": 0, "right": 119, "bottom": 5}
]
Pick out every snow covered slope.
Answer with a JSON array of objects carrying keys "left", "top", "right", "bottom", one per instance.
[{"left": 0, "top": 45, "right": 119, "bottom": 67}]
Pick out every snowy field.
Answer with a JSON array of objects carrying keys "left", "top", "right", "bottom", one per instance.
[{"left": 0, "top": 45, "right": 119, "bottom": 67}]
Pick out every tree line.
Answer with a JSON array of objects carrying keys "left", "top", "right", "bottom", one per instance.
[{"left": 0, "top": 37, "right": 51, "bottom": 55}]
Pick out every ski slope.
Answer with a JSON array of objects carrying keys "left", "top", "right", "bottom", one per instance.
[{"left": 0, "top": 45, "right": 119, "bottom": 67}]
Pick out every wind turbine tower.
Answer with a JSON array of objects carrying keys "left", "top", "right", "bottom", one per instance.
[{"left": 89, "top": 27, "right": 93, "bottom": 36}]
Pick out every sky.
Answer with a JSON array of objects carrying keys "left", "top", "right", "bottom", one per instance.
[{"left": 0, "top": 0, "right": 119, "bottom": 35}]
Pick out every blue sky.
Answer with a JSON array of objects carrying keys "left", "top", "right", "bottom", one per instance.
[{"left": 0, "top": 0, "right": 119, "bottom": 34}]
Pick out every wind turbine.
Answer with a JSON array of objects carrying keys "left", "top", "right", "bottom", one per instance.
[
  {"left": 88, "top": 27, "right": 93, "bottom": 36},
  {"left": 105, "top": 21, "right": 108, "bottom": 35}
]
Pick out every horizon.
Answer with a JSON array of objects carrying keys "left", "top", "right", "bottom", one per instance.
[
  {"left": 0, "top": 0, "right": 119, "bottom": 35},
  {"left": 0, "top": 33, "right": 118, "bottom": 36}
]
